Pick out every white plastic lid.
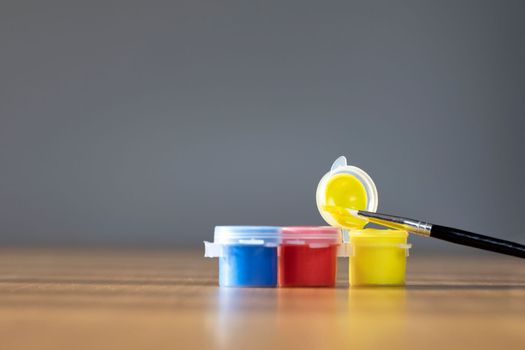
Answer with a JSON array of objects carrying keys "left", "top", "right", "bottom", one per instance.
[
  {"left": 204, "top": 226, "right": 281, "bottom": 258},
  {"left": 213, "top": 226, "right": 280, "bottom": 245},
  {"left": 316, "top": 156, "right": 378, "bottom": 228},
  {"left": 281, "top": 226, "right": 342, "bottom": 246}
]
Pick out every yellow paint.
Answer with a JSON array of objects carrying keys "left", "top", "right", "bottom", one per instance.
[
  {"left": 348, "top": 229, "right": 408, "bottom": 286},
  {"left": 323, "top": 173, "right": 368, "bottom": 228}
]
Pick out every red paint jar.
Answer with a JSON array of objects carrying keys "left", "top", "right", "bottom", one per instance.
[{"left": 278, "top": 227, "right": 342, "bottom": 287}]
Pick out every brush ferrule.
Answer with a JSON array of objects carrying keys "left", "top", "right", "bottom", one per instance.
[{"left": 403, "top": 219, "right": 432, "bottom": 236}]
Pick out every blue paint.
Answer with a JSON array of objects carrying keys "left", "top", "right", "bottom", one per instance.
[
  {"left": 205, "top": 226, "right": 280, "bottom": 287},
  {"left": 219, "top": 244, "right": 277, "bottom": 287}
]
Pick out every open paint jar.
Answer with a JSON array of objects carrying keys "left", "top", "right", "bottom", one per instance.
[
  {"left": 204, "top": 226, "right": 279, "bottom": 287},
  {"left": 348, "top": 229, "right": 410, "bottom": 286},
  {"left": 316, "top": 156, "right": 411, "bottom": 286},
  {"left": 279, "top": 226, "right": 342, "bottom": 287}
]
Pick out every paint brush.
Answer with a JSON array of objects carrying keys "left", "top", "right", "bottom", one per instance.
[{"left": 339, "top": 208, "right": 525, "bottom": 259}]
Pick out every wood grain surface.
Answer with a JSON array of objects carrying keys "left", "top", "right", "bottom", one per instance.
[{"left": 0, "top": 248, "right": 524, "bottom": 350}]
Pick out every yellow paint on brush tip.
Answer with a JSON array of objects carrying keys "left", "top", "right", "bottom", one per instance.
[{"left": 323, "top": 173, "right": 368, "bottom": 228}]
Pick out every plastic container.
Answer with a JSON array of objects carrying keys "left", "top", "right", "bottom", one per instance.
[
  {"left": 316, "top": 156, "right": 412, "bottom": 287},
  {"left": 316, "top": 156, "right": 378, "bottom": 230},
  {"left": 278, "top": 226, "right": 342, "bottom": 287},
  {"left": 348, "top": 229, "right": 411, "bottom": 286},
  {"left": 204, "top": 226, "right": 279, "bottom": 287}
]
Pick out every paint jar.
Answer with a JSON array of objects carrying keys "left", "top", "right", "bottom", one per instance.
[
  {"left": 278, "top": 226, "right": 342, "bottom": 287},
  {"left": 348, "top": 229, "right": 411, "bottom": 286},
  {"left": 204, "top": 226, "right": 280, "bottom": 287},
  {"left": 316, "top": 156, "right": 412, "bottom": 287}
]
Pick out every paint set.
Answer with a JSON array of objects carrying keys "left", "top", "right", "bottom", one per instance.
[
  {"left": 205, "top": 225, "right": 410, "bottom": 287},
  {"left": 205, "top": 156, "right": 413, "bottom": 287}
]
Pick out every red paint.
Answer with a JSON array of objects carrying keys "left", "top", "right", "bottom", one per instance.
[
  {"left": 279, "top": 244, "right": 338, "bottom": 287},
  {"left": 278, "top": 227, "right": 340, "bottom": 287}
]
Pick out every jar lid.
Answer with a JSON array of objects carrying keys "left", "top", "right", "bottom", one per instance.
[
  {"left": 281, "top": 226, "right": 342, "bottom": 245},
  {"left": 346, "top": 229, "right": 411, "bottom": 252},
  {"left": 316, "top": 156, "right": 378, "bottom": 229},
  {"left": 213, "top": 226, "right": 280, "bottom": 245}
]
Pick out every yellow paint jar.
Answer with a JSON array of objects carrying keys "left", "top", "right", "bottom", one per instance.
[
  {"left": 348, "top": 229, "right": 410, "bottom": 286},
  {"left": 316, "top": 156, "right": 412, "bottom": 287}
]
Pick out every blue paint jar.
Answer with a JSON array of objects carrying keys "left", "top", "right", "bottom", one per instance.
[{"left": 204, "top": 226, "right": 280, "bottom": 287}]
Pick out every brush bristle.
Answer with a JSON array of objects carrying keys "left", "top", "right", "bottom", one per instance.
[{"left": 345, "top": 208, "right": 360, "bottom": 217}]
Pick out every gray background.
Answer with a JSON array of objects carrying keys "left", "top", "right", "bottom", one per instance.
[{"left": 1, "top": 0, "right": 524, "bottom": 253}]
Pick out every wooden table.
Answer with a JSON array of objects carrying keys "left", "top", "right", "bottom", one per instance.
[{"left": 0, "top": 248, "right": 524, "bottom": 350}]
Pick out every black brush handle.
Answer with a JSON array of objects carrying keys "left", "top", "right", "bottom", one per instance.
[{"left": 431, "top": 225, "right": 525, "bottom": 259}]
